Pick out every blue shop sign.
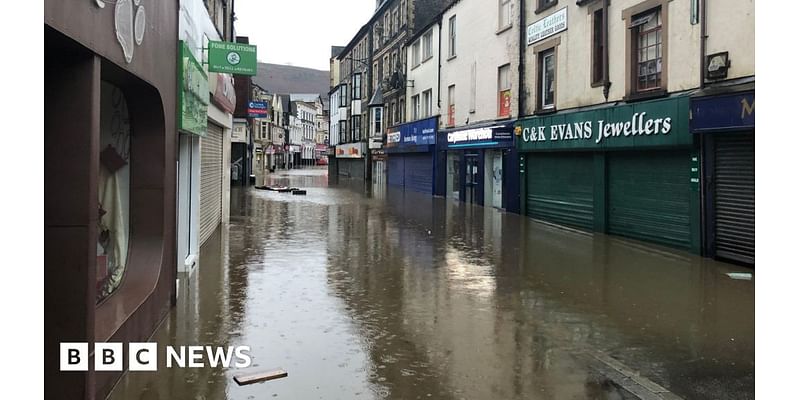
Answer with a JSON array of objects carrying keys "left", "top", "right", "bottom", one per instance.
[
  {"left": 444, "top": 124, "right": 515, "bottom": 149},
  {"left": 691, "top": 91, "right": 754, "bottom": 133},
  {"left": 386, "top": 116, "right": 438, "bottom": 152},
  {"left": 248, "top": 101, "right": 269, "bottom": 118}
]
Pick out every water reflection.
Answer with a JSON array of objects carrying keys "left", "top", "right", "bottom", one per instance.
[{"left": 110, "top": 168, "right": 753, "bottom": 400}]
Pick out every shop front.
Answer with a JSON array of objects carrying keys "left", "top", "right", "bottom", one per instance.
[
  {"left": 517, "top": 95, "right": 701, "bottom": 253},
  {"left": 336, "top": 142, "right": 367, "bottom": 179},
  {"left": 45, "top": 1, "right": 178, "bottom": 398},
  {"left": 691, "top": 86, "right": 755, "bottom": 265},
  {"left": 439, "top": 122, "right": 519, "bottom": 212},
  {"left": 385, "top": 117, "right": 443, "bottom": 195}
]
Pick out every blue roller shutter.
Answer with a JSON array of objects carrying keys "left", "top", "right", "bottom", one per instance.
[
  {"left": 388, "top": 156, "right": 405, "bottom": 187},
  {"left": 403, "top": 154, "right": 434, "bottom": 194}
]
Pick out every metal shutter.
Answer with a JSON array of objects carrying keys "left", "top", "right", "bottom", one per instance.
[
  {"left": 526, "top": 153, "right": 594, "bottom": 230},
  {"left": 388, "top": 156, "right": 405, "bottom": 187},
  {"left": 199, "top": 122, "right": 223, "bottom": 245},
  {"left": 608, "top": 151, "right": 691, "bottom": 250},
  {"left": 714, "top": 134, "right": 755, "bottom": 264},
  {"left": 403, "top": 154, "right": 434, "bottom": 194}
]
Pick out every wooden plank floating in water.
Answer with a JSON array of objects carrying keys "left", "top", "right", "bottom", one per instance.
[{"left": 233, "top": 368, "right": 288, "bottom": 386}]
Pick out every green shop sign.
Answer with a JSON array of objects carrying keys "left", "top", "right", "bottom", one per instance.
[
  {"left": 208, "top": 41, "right": 257, "bottom": 76},
  {"left": 517, "top": 95, "right": 691, "bottom": 151},
  {"left": 178, "top": 41, "right": 209, "bottom": 137}
]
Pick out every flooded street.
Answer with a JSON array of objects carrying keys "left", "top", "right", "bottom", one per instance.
[{"left": 109, "top": 168, "right": 754, "bottom": 400}]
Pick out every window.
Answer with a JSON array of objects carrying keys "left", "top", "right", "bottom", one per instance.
[
  {"left": 372, "top": 107, "right": 383, "bottom": 137},
  {"left": 388, "top": 102, "right": 395, "bottom": 126},
  {"left": 340, "top": 85, "right": 348, "bottom": 107},
  {"left": 632, "top": 8, "right": 663, "bottom": 92},
  {"left": 412, "top": 40, "right": 421, "bottom": 67},
  {"left": 412, "top": 94, "right": 420, "bottom": 120},
  {"left": 383, "top": 55, "right": 390, "bottom": 79},
  {"left": 374, "top": 25, "right": 381, "bottom": 49},
  {"left": 537, "top": 0, "right": 557, "bottom": 13},
  {"left": 498, "top": 64, "right": 512, "bottom": 116},
  {"left": 447, "top": 85, "right": 455, "bottom": 126},
  {"left": 592, "top": 8, "right": 605, "bottom": 85},
  {"left": 352, "top": 115, "right": 361, "bottom": 141},
  {"left": 393, "top": 8, "right": 399, "bottom": 35},
  {"left": 469, "top": 61, "right": 477, "bottom": 113},
  {"left": 384, "top": 13, "right": 390, "bottom": 40},
  {"left": 538, "top": 50, "right": 555, "bottom": 110},
  {"left": 353, "top": 73, "right": 362, "bottom": 100},
  {"left": 499, "top": 0, "right": 512, "bottom": 30},
  {"left": 423, "top": 31, "right": 433, "bottom": 60},
  {"left": 448, "top": 16, "right": 457, "bottom": 58},
  {"left": 401, "top": 0, "right": 407, "bottom": 25},
  {"left": 399, "top": 98, "right": 405, "bottom": 123},
  {"left": 422, "top": 89, "right": 432, "bottom": 118},
  {"left": 261, "top": 121, "right": 268, "bottom": 139},
  {"left": 373, "top": 62, "right": 379, "bottom": 92}
]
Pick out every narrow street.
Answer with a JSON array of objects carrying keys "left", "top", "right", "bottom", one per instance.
[{"left": 109, "top": 168, "right": 754, "bottom": 400}]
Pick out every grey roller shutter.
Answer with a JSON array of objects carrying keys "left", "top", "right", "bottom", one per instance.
[
  {"left": 199, "top": 122, "right": 223, "bottom": 245},
  {"left": 714, "top": 134, "right": 755, "bottom": 264}
]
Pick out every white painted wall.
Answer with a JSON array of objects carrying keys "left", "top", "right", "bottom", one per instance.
[
  {"left": 406, "top": 21, "right": 441, "bottom": 121},
  {"left": 440, "top": 0, "right": 519, "bottom": 129}
]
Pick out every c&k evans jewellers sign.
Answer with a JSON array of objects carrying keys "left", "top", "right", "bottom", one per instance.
[{"left": 516, "top": 96, "right": 692, "bottom": 151}]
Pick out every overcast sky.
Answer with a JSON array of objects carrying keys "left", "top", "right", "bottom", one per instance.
[{"left": 234, "top": 0, "right": 375, "bottom": 71}]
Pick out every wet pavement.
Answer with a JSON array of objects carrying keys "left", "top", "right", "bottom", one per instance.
[{"left": 109, "top": 168, "right": 754, "bottom": 400}]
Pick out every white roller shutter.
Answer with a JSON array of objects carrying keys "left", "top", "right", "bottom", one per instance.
[{"left": 199, "top": 122, "right": 223, "bottom": 245}]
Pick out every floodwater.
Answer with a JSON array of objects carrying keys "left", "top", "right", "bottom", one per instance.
[{"left": 109, "top": 168, "right": 754, "bottom": 400}]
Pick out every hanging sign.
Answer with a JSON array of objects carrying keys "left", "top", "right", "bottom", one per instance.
[
  {"left": 208, "top": 41, "right": 258, "bottom": 76},
  {"left": 248, "top": 101, "right": 269, "bottom": 118},
  {"left": 178, "top": 41, "right": 209, "bottom": 137}
]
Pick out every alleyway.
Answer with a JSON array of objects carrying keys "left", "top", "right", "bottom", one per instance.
[{"left": 109, "top": 168, "right": 754, "bottom": 400}]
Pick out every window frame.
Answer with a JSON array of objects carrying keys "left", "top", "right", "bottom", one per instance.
[
  {"left": 352, "top": 73, "right": 362, "bottom": 100},
  {"left": 535, "top": 0, "right": 558, "bottom": 14},
  {"left": 498, "top": 64, "right": 512, "bottom": 117},
  {"left": 539, "top": 49, "right": 555, "bottom": 110},
  {"left": 623, "top": 0, "right": 669, "bottom": 100},
  {"left": 412, "top": 94, "right": 420, "bottom": 121},
  {"left": 591, "top": 7, "right": 605, "bottom": 87},
  {"left": 498, "top": 0, "right": 513, "bottom": 31},
  {"left": 448, "top": 16, "right": 457, "bottom": 59},
  {"left": 422, "top": 30, "right": 433, "bottom": 62},
  {"left": 447, "top": 85, "right": 456, "bottom": 127}
]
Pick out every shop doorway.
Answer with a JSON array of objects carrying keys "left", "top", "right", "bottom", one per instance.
[
  {"left": 465, "top": 154, "right": 479, "bottom": 204},
  {"left": 484, "top": 150, "right": 503, "bottom": 209}
]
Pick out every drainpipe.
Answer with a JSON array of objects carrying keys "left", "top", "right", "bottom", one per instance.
[
  {"left": 518, "top": 0, "right": 526, "bottom": 115},
  {"left": 700, "top": 0, "right": 707, "bottom": 89},
  {"left": 437, "top": 18, "right": 442, "bottom": 109},
  {"left": 602, "top": 0, "right": 611, "bottom": 100}
]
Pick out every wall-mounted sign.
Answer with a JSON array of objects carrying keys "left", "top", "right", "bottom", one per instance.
[
  {"left": 445, "top": 125, "right": 514, "bottom": 149},
  {"left": 690, "top": 91, "right": 754, "bottom": 133},
  {"left": 527, "top": 7, "right": 568, "bottom": 45},
  {"left": 208, "top": 41, "right": 258, "bottom": 76},
  {"left": 211, "top": 73, "right": 236, "bottom": 114},
  {"left": 336, "top": 143, "right": 365, "bottom": 158},
  {"left": 517, "top": 95, "right": 691, "bottom": 151},
  {"left": 386, "top": 116, "right": 438, "bottom": 152},
  {"left": 178, "top": 41, "right": 209, "bottom": 137},
  {"left": 248, "top": 101, "right": 269, "bottom": 118}
]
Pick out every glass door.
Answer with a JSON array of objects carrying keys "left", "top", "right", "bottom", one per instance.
[{"left": 465, "top": 154, "right": 479, "bottom": 204}]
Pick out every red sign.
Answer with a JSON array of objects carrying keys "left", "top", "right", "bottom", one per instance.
[
  {"left": 448, "top": 104, "right": 455, "bottom": 126},
  {"left": 499, "top": 90, "right": 512, "bottom": 118}
]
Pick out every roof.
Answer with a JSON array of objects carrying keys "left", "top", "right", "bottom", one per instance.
[
  {"left": 369, "top": 86, "right": 384, "bottom": 106},
  {"left": 290, "top": 93, "right": 322, "bottom": 103}
]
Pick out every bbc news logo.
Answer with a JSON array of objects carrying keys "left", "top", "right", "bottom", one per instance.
[{"left": 60, "top": 343, "right": 252, "bottom": 371}]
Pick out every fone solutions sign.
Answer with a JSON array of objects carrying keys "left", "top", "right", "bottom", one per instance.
[{"left": 208, "top": 41, "right": 258, "bottom": 76}]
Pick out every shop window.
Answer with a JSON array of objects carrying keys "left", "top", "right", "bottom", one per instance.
[
  {"left": 447, "top": 85, "right": 456, "bottom": 127},
  {"left": 538, "top": 50, "right": 556, "bottom": 110},
  {"left": 632, "top": 8, "right": 663, "bottom": 92},
  {"left": 498, "top": 64, "right": 512, "bottom": 117},
  {"left": 97, "top": 82, "right": 131, "bottom": 303}
]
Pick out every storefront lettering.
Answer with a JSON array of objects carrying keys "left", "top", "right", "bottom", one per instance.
[{"left": 521, "top": 112, "right": 672, "bottom": 145}]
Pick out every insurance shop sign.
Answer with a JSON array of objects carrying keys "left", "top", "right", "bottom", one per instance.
[
  {"left": 516, "top": 95, "right": 692, "bottom": 151},
  {"left": 208, "top": 41, "right": 258, "bottom": 76}
]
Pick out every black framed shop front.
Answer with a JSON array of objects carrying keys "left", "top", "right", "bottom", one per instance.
[
  {"left": 517, "top": 94, "right": 702, "bottom": 253},
  {"left": 691, "top": 86, "right": 755, "bottom": 265},
  {"left": 385, "top": 116, "right": 443, "bottom": 195},
  {"left": 439, "top": 122, "right": 520, "bottom": 212}
]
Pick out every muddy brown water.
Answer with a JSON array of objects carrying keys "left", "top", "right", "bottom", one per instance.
[{"left": 108, "top": 168, "right": 753, "bottom": 400}]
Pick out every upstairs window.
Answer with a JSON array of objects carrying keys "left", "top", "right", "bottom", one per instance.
[
  {"left": 499, "top": 0, "right": 512, "bottom": 30},
  {"left": 423, "top": 31, "right": 433, "bottom": 60},
  {"left": 447, "top": 85, "right": 456, "bottom": 127},
  {"left": 448, "top": 16, "right": 457, "bottom": 58},
  {"left": 592, "top": 8, "right": 605, "bottom": 85},
  {"left": 539, "top": 49, "right": 555, "bottom": 110},
  {"left": 498, "top": 64, "right": 512, "bottom": 117},
  {"left": 422, "top": 89, "right": 432, "bottom": 118},
  {"left": 412, "top": 40, "right": 421, "bottom": 67},
  {"left": 352, "top": 73, "right": 362, "bottom": 100},
  {"left": 632, "top": 8, "right": 663, "bottom": 92}
]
